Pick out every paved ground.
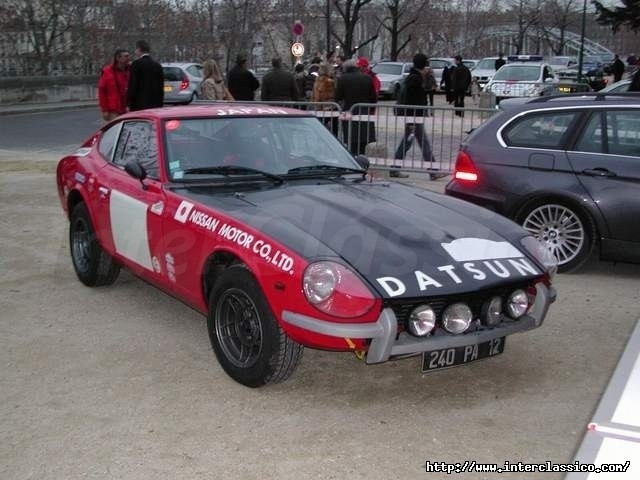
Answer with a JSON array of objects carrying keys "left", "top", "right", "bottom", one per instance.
[{"left": 1, "top": 109, "right": 639, "bottom": 480}]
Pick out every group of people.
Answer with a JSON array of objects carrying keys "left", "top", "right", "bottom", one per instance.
[{"left": 98, "top": 40, "right": 164, "bottom": 121}]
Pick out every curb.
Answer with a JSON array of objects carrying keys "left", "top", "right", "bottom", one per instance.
[{"left": 0, "top": 102, "right": 97, "bottom": 116}]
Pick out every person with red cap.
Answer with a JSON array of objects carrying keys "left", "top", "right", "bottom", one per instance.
[{"left": 357, "top": 57, "right": 381, "bottom": 97}]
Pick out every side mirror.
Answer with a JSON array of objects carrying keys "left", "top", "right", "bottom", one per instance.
[
  {"left": 355, "top": 155, "right": 370, "bottom": 171},
  {"left": 124, "top": 161, "right": 148, "bottom": 190}
]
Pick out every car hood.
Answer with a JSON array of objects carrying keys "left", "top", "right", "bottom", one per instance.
[
  {"left": 181, "top": 181, "right": 543, "bottom": 298},
  {"left": 375, "top": 73, "right": 403, "bottom": 82}
]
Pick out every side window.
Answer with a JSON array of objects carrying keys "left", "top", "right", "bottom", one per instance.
[
  {"left": 98, "top": 123, "right": 120, "bottom": 161},
  {"left": 574, "top": 113, "right": 603, "bottom": 153},
  {"left": 187, "top": 65, "right": 202, "bottom": 78},
  {"left": 606, "top": 111, "right": 640, "bottom": 157},
  {"left": 503, "top": 111, "right": 578, "bottom": 148},
  {"left": 113, "top": 121, "right": 159, "bottom": 179}
]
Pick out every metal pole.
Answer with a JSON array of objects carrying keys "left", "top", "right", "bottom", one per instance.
[
  {"left": 577, "top": 0, "right": 587, "bottom": 84},
  {"left": 326, "top": 0, "right": 331, "bottom": 57}
]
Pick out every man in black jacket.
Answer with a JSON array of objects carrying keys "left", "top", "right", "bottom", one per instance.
[
  {"left": 393, "top": 53, "right": 440, "bottom": 178},
  {"left": 260, "top": 58, "right": 299, "bottom": 101},
  {"left": 227, "top": 54, "right": 259, "bottom": 101},
  {"left": 611, "top": 54, "right": 625, "bottom": 83},
  {"left": 451, "top": 55, "right": 471, "bottom": 117},
  {"left": 127, "top": 40, "right": 164, "bottom": 111},
  {"left": 335, "top": 59, "right": 377, "bottom": 155}
]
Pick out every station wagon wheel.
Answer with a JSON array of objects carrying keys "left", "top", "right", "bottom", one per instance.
[
  {"left": 207, "top": 266, "right": 303, "bottom": 387},
  {"left": 69, "top": 202, "right": 120, "bottom": 286},
  {"left": 519, "top": 201, "right": 595, "bottom": 273}
]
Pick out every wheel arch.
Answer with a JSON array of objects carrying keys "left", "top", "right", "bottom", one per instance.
[
  {"left": 201, "top": 250, "right": 245, "bottom": 306},
  {"left": 510, "top": 191, "right": 606, "bottom": 240},
  {"left": 66, "top": 189, "right": 88, "bottom": 220}
]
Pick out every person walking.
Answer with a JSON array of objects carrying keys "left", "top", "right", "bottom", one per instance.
[
  {"left": 200, "top": 59, "right": 234, "bottom": 101},
  {"left": 611, "top": 54, "right": 626, "bottom": 83},
  {"left": 98, "top": 48, "right": 130, "bottom": 122},
  {"left": 127, "top": 40, "right": 164, "bottom": 111},
  {"left": 335, "top": 59, "right": 377, "bottom": 155},
  {"left": 441, "top": 64, "right": 453, "bottom": 104},
  {"left": 423, "top": 61, "right": 437, "bottom": 115},
  {"left": 451, "top": 55, "right": 471, "bottom": 117},
  {"left": 260, "top": 57, "right": 299, "bottom": 101},
  {"left": 394, "top": 53, "right": 442, "bottom": 179},
  {"left": 495, "top": 53, "right": 506, "bottom": 71},
  {"left": 227, "top": 54, "right": 259, "bottom": 101}
]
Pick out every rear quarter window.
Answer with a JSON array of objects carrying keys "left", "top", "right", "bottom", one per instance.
[
  {"left": 163, "top": 67, "right": 183, "bottom": 81},
  {"left": 502, "top": 111, "right": 580, "bottom": 148}
]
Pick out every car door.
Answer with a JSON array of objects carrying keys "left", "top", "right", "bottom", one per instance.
[
  {"left": 95, "top": 119, "right": 167, "bottom": 280},
  {"left": 567, "top": 108, "right": 640, "bottom": 250}
]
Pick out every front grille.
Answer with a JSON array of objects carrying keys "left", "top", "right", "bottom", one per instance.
[{"left": 386, "top": 281, "right": 532, "bottom": 331}]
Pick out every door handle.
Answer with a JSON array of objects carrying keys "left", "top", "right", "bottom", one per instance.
[
  {"left": 98, "top": 186, "right": 110, "bottom": 197},
  {"left": 582, "top": 168, "right": 616, "bottom": 178}
]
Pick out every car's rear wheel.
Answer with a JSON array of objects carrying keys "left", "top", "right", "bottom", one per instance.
[
  {"left": 69, "top": 202, "right": 120, "bottom": 286},
  {"left": 207, "top": 266, "right": 303, "bottom": 387},
  {"left": 518, "top": 201, "right": 595, "bottom": 273}
]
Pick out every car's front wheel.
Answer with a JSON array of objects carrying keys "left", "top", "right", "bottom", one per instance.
[
  {"left": 518, "top": 201, "right": 595, "bottom": 273},
  {"left": 207, "top": 266, "right": 303, "bottom": 387},
  {"left": 69, "top": 202, "right": 120, "bottom": 286}
]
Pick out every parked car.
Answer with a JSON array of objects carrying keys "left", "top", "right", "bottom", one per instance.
[
  {"left": 471, "top": 56, "right": 500, "bottom": 90},
  {"left": 463, "top": 59, "right": 479, "bottom": 70},
  {"left": 599, "top": 79, "right": 631, "bottom": 93},
  {"left": 445, "top": 92, "right": 640, "bottom": 272},
  {"left": 55, "top": 104, "right": 557, "bottom": 387},
  {"left": 371, "top": 61, "right": 412, "bottom": 99},
  {"left": 485, "top": 57, "right": 557, "bottom": 102},
  {"left": 162, "top": 62, "right": 203, "bottom": 104},
  {"left": 547, "top": 56, "right": 577, "bottom": 70}
]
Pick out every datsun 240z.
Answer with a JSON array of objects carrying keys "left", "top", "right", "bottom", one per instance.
[{"left": 56, "top": 104, "right": 557, "bottom": 387}]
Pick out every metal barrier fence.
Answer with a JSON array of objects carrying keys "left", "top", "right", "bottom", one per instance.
[{"left": 195, "top": 99, "right": 496, "bottom": 175}]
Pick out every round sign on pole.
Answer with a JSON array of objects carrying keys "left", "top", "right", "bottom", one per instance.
[
  {"left": 291, "top": 42, "right": 305, "bottom": 58},
  {"left": 292, "top": 21, "right": 304, "bottom": 37}
]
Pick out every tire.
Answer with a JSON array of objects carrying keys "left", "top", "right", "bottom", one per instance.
[
  {"left": 392, "top": 84, "right": 401, "bottom": 101},
  {"left": 69, "top": 202, "right": 120, "bottom": 286},
  {"left": 207, "top": 266, "right": 303, "bottom": 387},
  {"left": 517, "top": 201, "right": 596, "bottom": 273}
]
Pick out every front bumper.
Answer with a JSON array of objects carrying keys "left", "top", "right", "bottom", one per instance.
[{"left": 282, "top": 283, "right": 556, "bottom": 364}]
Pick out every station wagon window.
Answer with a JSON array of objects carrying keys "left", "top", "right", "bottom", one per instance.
[
  {"left": 113, "top": 121, "right": 159, "bottom": 178},
  {"left": 575, "top": 110, "right": 640, "bottom": 157},
  {"left": 503, "top": 111, "right": 579, "bottom": 148}
]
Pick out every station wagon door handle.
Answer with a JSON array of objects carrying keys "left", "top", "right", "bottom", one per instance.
[{"left": 582, "top": 168, "right": 616, "bottom": 178}]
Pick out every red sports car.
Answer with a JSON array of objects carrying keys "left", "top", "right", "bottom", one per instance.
[{"left": 57, "top": 104, "right": 557, "bottom": 387}]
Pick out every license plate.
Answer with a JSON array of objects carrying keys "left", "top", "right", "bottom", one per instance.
[
  {"left": 421, "top": 337, "right": 505, "bottom": 372},
  {"left": 164, "top": 85, "right": 172, "bottom": 92}
]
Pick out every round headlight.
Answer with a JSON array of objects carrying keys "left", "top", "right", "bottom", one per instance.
[
  {"left": 482, "top": 296, "right": 503, "bottom": 326},
  {"left": 442, "top": 303, "right": 473, "bottom": 334},
  {"left": 303, "top": 262, "right": 338, "bottom": 304},
  {"left": 506, "top": 289, "right": 529, "bottom": 319},
  {"left": 407, "top": 305, "right": 436, "bottom": 337}
]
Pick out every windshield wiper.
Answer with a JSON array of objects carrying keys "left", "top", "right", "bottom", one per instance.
[
  {"left": 286, "top": 165, "right": 365, "bottom": 176},
  {"left": 180, "top": 166, "right": 284, "bottom": 184}
]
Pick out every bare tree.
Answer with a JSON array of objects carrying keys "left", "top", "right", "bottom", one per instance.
[
  {"left": 504, "top": 0, "right": 543, "bottom": 54},
  {"left": 379, "top": 0, "right": 428, "bottom": 60},
  {"left": 539, "top": 0, "right": 580, "bottom": 55},
  {"left": 332, "top": 0, "right": 380, "bottom": 57}
]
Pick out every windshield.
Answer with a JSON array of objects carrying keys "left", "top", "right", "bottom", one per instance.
[
  {"left": 163, "top": 116, "right": 360, "bottom": 181},
  {"left": 492, "top": 65, "right": 540, "bottom": 81},
  {"left": 476, "top": 59, "right": 496, "bottom": 70},
  {"left": 373, "top": 64, "right": 403, "bottom": 75}
]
